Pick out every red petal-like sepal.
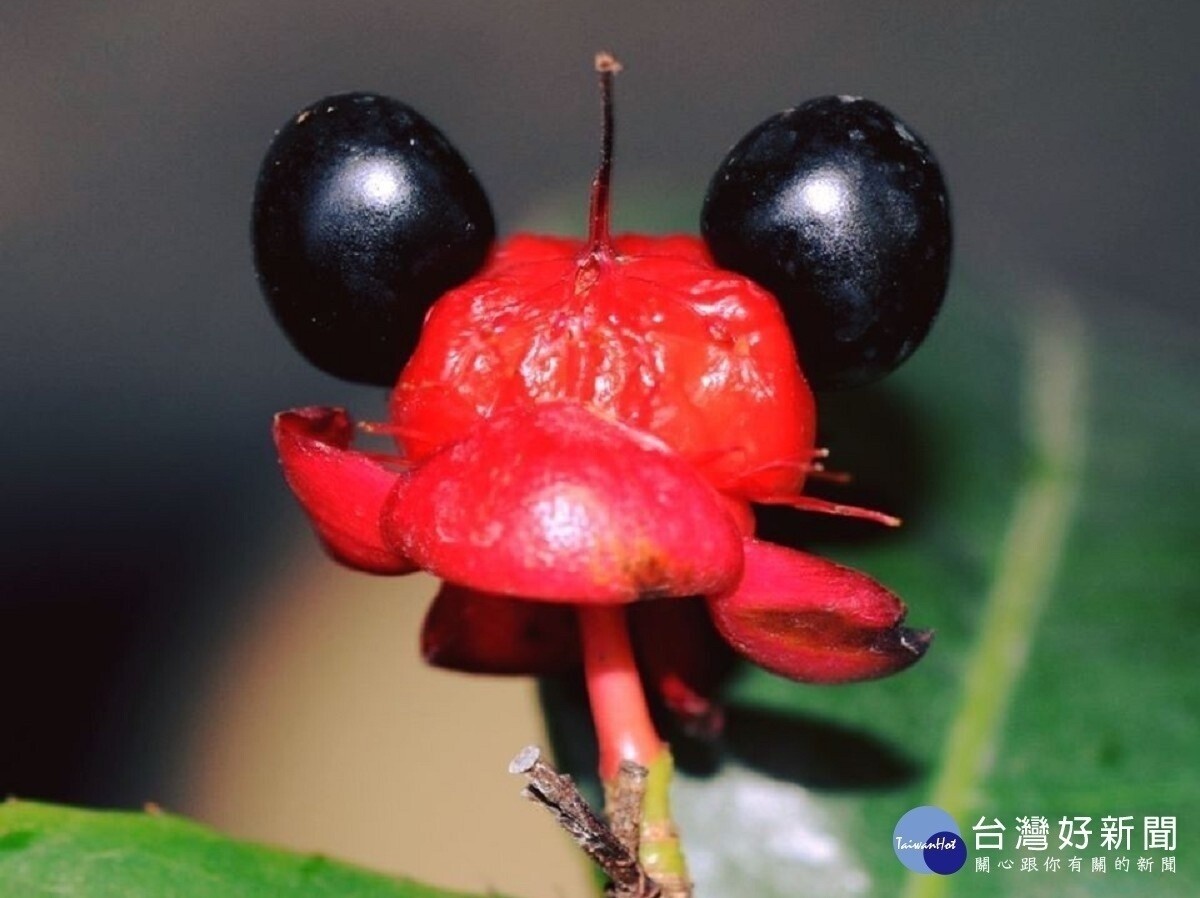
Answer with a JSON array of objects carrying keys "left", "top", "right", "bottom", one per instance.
[
  {"left": 707, "top": 539, "right": 931, "bottom": 683},
  {"left": 421, "top": 583, "right": 580, "bottom": 675},
  {"left": 274, "top": 407, "right": 415, "bottom": 574},
  {"left": 384, "top": 402, "right": 744, "bottom": 603}
]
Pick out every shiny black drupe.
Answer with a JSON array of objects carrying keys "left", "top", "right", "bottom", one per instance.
[
  {"left": 702, "top": 97, "right": 951, "bottom": 390},
  {"left": 253, "top": 93, "right": 494, "bottom": 385}
]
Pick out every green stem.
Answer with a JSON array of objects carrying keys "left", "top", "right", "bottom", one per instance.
[
  {"left": 639, "top": 749, "right": 690, "bottom": 897},
  {"left": 903, "top": 298, "right": 1089, "bottom": 898}
]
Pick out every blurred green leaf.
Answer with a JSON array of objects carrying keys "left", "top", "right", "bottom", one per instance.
[{"left": 0, "top": 800, "right": 509, "bottom": 898}]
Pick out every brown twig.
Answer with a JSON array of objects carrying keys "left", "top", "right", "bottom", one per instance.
[
  {"left": 509, "top": 746, "right": 661, "bottom": 898},
  {"left": 606, "top": 760, "right": 648, "bottom": 858}
]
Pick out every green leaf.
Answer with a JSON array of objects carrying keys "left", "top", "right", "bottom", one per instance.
[{"left": 0, "top": 800, "right": 510, "bottom": 898}]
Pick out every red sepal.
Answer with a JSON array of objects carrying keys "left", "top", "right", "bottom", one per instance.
[
  {"left": 384, "top": 402, "right": 744, "bottom": 603},
  {"left": 273, "top": 407, "right": 415, "bottom": 574},
  {"left": 421, "top": 583, "right": 580, "bottom": 675},
  {"left": 707, "top": 539, "right": 931, "bottom": 683}
]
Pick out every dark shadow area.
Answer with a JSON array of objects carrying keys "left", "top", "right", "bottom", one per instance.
[
  {"left": 538, "top": 677, "right": 602, "bottom": 800},
  {"left": 0, "top": 594, "right": 142, "bottom": 803},
  {"left": 669, "top": 704, "right": 920, "bottom": 792},
  {"left": 755, "top": 382, "right": 933, "bottom": 551},
  {"left": 0, "top": 458, "right": 275, "bottom": 807}
]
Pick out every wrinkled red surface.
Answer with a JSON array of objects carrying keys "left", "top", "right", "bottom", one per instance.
[{"left": 391, "top": 235, "right": 817, "bottom": 501}]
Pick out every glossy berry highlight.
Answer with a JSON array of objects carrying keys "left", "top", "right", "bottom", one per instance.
[
  {"left": 253, "top": 93, "right": 495, "bottom": 385},
  {"left": 702, "top": 96, "right": 952, "bottom": 390}
]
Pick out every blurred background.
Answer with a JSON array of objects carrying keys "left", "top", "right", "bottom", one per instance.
[{"left": 2, "top": 3, "right": 1197, "bottom": 897}]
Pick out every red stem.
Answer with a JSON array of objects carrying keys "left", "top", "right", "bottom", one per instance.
[{"left": 578, "top": 605, "right": 663, "bottom": 782}]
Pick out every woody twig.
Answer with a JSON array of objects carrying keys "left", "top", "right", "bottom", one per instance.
[{"left": 509, "top": 746, "right": 661, "bottom": 898}]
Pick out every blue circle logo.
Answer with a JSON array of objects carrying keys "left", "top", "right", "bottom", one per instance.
[{"left": 893, "top": 806, "right": 967, "bottom": 875}]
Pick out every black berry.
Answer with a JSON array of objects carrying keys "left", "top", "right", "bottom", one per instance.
[
  {"left": 702, "top": 96, "right": 951, "bottom": 390},
  {"left": 253, "top": 93, "right": 495, "bottom": 385}
]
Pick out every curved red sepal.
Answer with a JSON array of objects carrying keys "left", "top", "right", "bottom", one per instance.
[
  {"left": 384, "top": 402, "right": 744, "bottom": 603},
  {"left": 707, "top": 539, "right": 931, "bottom": 683},
  {"left": 421, "top": 583, "right": 580, "bottom": 675},
  {"left": 273, "top": 407, "right": 416, "bottom": 574}
]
